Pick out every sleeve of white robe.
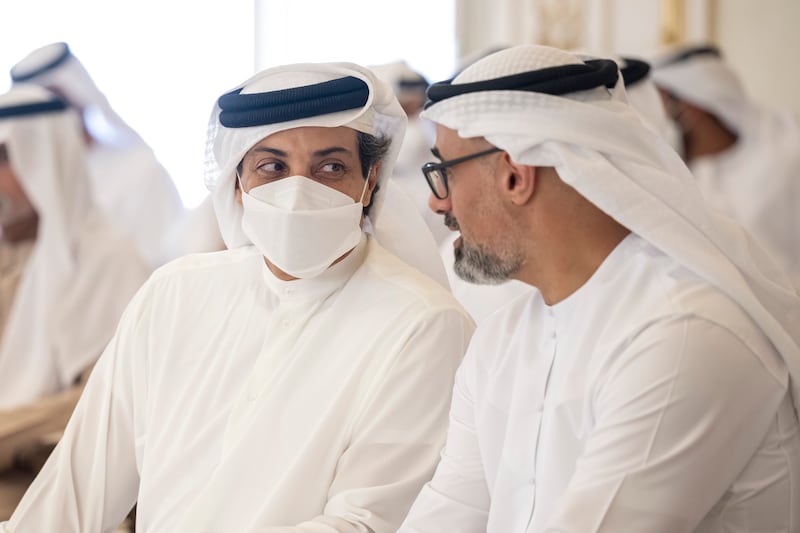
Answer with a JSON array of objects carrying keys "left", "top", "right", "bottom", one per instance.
[
  {"left": 0, "top": 285, "right": 148, "bottom": 532},
  {"left": 249, "top": 306, "right": 475, "bottom": 533},
  {"left": 397, "top": 341, "right": 491, "bottom": 533},
  {"left": 543, "top": 317, "right": 789, "bottom": 532}
]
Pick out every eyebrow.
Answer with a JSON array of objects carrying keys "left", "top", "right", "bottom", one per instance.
[
  {"left": 313, "top": 146, "right": 352, "bottom": 158},
  {"left": 247, "top": 146, "right": 353, "bottom": 158},
  {"left": 430, "top": 146, "right": 442, "bottom": 160},
  {"left": 248, "top": 147, "right": 288, "bottom": 157}
]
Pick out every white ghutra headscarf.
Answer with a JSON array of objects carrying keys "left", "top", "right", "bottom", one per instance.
[
  {"left": 204, "top": 62, "right": 448, "bottom": 287},
  {"left": 422, "top": 44, "right": 800, "bottom": 417}
]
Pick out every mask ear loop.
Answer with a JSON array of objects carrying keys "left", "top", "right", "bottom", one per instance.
[
  {"left": 236, "top": 169, "right": 253, "bottom": 201},
  {"left": 358, "top": 167, "right": 375, "bottom": 204}
]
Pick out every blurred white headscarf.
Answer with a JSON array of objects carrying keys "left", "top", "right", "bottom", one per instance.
[
  {"left": 650, "top": 43, "right": 800, "bottom": 163},
  {"left": 0, "top": 85, "right": 148, "bottom": 408},
  {"left": 10, "top": 42, "right": 186, "bottom": 269},
  {"left": 10, "top": 42, "right": 141, "bottom": 147},
  {"left": 368, "top": 60, "right": 428, "bottom": 103},
  {"left": 422, "top": 44, "right": 800, "bottom": 417},
  {"left": 650, "top": 44, "right": 800, "bottom": 286},
  {"left": 649, "top": 44, "right": 792, "bottom": 138},
  {"left": 205, "top": 62, "right": 447, "bottom": 287}
]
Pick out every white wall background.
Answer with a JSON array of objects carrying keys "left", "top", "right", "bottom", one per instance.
[
  {"left": 253, "top": 0, "right": 456, "bottom": 84},
  {"left": 0, "top": 0, "right": 254, "bottom": 208},
  {"left": 0, "top": 1, "right": 456, "bottom": 207},
  {"left": 716, "top": 0, "right": 800, "bottom": 118},
  {"left": 1, "top": 0, "right": 797, "bottom": 208},
  {"left": 454, "top": 0, "right": 800, "bottom": 118}
]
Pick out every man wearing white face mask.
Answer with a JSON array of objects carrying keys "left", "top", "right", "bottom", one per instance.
[
  {"left": 235, "top": 128, "right": 377, "bottom": 280},
  {"left": 1, "top": 62, "right": 474, "bottom": 532}
]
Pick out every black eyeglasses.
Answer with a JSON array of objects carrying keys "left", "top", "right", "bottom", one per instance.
[{"left": 422, "top": 147, "right": 502, "bottom": 200}]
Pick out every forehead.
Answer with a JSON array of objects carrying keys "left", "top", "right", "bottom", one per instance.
[
  {"left": 247, "top": 126, "right": 359, "bottom": 155},
  {"left": 434, "top": 123, "right": 463, "bottom": 148},
  {"left": 434, "top": 123, "right": 485, "bottom": 155}
]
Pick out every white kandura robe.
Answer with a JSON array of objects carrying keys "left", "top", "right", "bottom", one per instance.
[
  {"left": 2, "top": 235, "right": 474, "bottom": 532},
  {"left": 401, "top": 234, "right": 800, "bottom": 533},
  {"left": 0, "top": 209, "right": 150, "bottom": 409}
]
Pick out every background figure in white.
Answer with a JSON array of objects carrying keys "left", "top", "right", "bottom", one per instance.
[
  {"left": 370, "top": 60, "right": 451, "bottom": 246},
  {"left": 651, "top": 44, "right": 800, "bottom": 287},
  {"left": 162, "top": 194, "right": 226, "bottom": 257},
  {"left": 0, "top": 85, "right": 150, "bottom": 519},
  {"left": 10, "top": 42, "right": 186, "bottom": 269},
  {"left": 614, "top": 55, "right": 682, "bottom": 150}
]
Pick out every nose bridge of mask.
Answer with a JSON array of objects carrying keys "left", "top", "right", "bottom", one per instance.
[
  {"left": 239, "top": 174, "right": 366, "bottom": 279},
  {"left": 246, "top": 175, "right": 360, "bottom": 211}
]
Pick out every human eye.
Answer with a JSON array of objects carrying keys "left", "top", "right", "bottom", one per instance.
[
  {"left": 317, "top": 161, "right": 347, "bottom": 177},
  {"left": 257, "top": 160, "right": 287, "bottom": 174}
]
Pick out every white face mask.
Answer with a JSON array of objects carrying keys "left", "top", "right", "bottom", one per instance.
[{"left": 240, "top": 175, "right": 369, "bottom": 279}]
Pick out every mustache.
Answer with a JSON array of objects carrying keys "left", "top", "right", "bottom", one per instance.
[{"left": 443, "top": 213, "right": 460, "bottom": 231}]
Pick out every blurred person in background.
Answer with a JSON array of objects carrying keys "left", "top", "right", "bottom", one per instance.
[
  {"left": 0, "top": 84, "right": 149, "bottom": 520},
  {"left": 371, "top": 60, "right": 451, "bottom": 245},
  {"left": 10, "top": 42, "right": 186, "bottom": 269},
  {"left": 652, "top": 44, "right": 800, "bottom": 288}
]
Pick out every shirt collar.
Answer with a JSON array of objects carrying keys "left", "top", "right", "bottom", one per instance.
[{"left": 547, "top": 233, "right": 641, "bottom": 321}]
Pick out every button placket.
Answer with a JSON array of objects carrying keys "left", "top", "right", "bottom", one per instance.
[
  {"left": 526, "top": 323, "right": 558, "bottom": 530},
  {"left": 244, "top": 308, "right": 295, "bottom": 402}
]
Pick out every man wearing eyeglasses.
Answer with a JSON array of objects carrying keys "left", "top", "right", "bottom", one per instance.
[{"left": 400, "top": 44, "right": 800, "bottom": 532}]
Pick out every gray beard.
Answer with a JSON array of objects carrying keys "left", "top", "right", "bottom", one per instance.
[{"left": 453, "top": 238, "right": 522, "bottom": 285}]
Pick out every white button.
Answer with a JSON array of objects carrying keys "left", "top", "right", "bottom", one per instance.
[
  {"left": 535, "top": 403, "right": 544, "bottom": 413},
  {"left": 281, "top": 319, "right": 290, "bottom": 327},
  {"left": 285, "top": 288, "right": 295, "bottom": 296}
]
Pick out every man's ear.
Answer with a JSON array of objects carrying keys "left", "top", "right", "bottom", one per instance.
[{"left": 500, "top": 153, "right": 535, "bottom": 205}]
